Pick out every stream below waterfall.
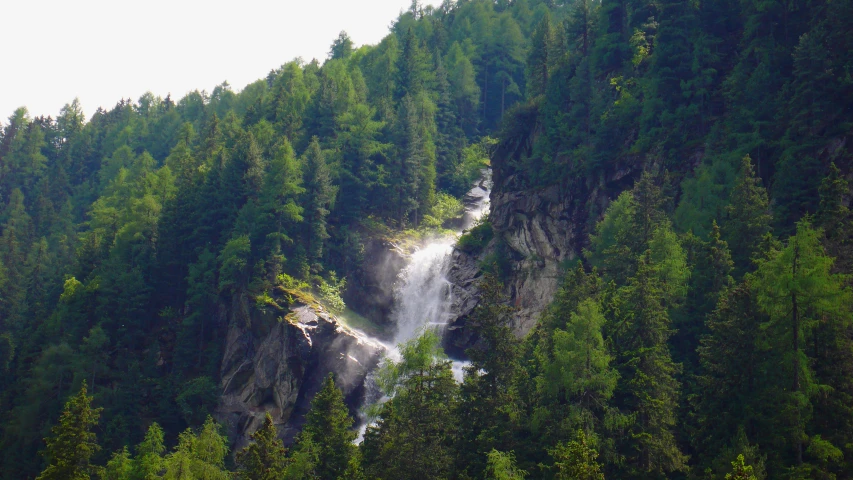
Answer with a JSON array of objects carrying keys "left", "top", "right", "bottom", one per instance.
[{"left": 352, "top": 169, "right": 492, "bottom": 439}]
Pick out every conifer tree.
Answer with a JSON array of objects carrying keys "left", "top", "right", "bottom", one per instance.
[
  {"left": 104, "top": 447, "right": 132, "bottom": 480},
  {"left": 753, "top": 220, "right": 852, "bottom": 467},
  {"left": 535, "top": 298, "right": 617, "bottom": 435},
  {"left": 330, "top": 31, "right": 355, "bottom": 60},
  {"left": 616, "top": 255, "right": 687, "bottom": 475},
  {"left": 726, "top": 455, "right": 758, "bottom": 480},
  {"left": 161, "top": 417, "right": 229, "bottom": 480},
  {"left": 36, "top": 381, "right": 104, "bottom": 480},
  {"left": 485, "top": 450, "right": 527, "bottom": 480},
  {"left": 723, "top": 156, "right": 772, "bottom": 277},
  {"left": 302, "top": 137, "right": 335, "bottom": 271},
  {"left": 296, "top": 374, "right": 356, "bottom": 480},
  {"left": 527, "top": 13, "right": 556, "bottom": 98},
  {"left": 132, "top": 422, "right": 166, "bottom": 480},
  {"left": 694, "top": 279, "right": 767, "bottom": 465},
  {"left": 395, "top": 28, "right": 431, "bottom": 101},
  {"left": 456, "top": 272, "right": 519, "bottom": 477},
  {"left": 362, "top": 331, "right": 458, "bottom": 480},
  {"left": 257, "top": 139, "right": 303, "bottom": 279},
  {"left": 550, "top": 430, "right": 605, "bottom": 480},
  {"left": 236, "top": 414, "right": 287, "bottom": 480}
]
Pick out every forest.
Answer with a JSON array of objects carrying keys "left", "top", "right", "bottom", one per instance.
[{"left": 1, "top": 0, "right": 853, "bottom": 478}]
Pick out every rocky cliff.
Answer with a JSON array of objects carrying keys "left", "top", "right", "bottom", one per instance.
[
  {"left": 215, "top": 288, "right": 383, "bottom": 450},
  {"left": 445, "top": 155, "right": 637, "bottom": 350}
]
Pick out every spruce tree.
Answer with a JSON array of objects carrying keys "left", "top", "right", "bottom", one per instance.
[
  {"left": 104, "top": 447, "right": 132, "bottom": 480},
  {"left": 527, "top": 13, "right": 556, "bottom": 98},
  {"left": 456, "top": 272, "right": 519, "bottom": 477},
  {"left": 550, "top": 430, "right": 604, "bottom": 480},
  {"left": 302, "top": 137, "right": 335, "bottom": 271},
  {"left": 726, "top": 455, "right": 758, "bottom": 480},
  {"left": 362, "top": 331, "right": 458, "bottom": 480},
  {"left": 616, "top": 255, "right": 687, "bottom": 475},
  {"left": 236, "top": 414, "right": 287, "bottom": 480},
  {"left": 723, "top": 156, "right": 772, "bottom": 277},
  {"left": 298, "top": 374, "right": 356, "bottom": 480},
  {"left": 694, "top": 279, "right": 767, "bottom": 466},
  {"left": 132, "top": 422, "right": 166, "bottom": 480},
  {"left": 36, "top": 381, "right": 104, "bottom": 480},
  {"left": 753, "top": 220, "right": 852, "bottom": 468},
  {"left": 485, "top": 450, "right": 528, "bottom": 480}
]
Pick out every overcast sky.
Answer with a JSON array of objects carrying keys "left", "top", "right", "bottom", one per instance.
[{"left": 1, "top": 0, "right": 440, "bottom": 122}]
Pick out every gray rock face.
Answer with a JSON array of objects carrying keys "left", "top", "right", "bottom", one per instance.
[
  {"left": 443, "top": 248, "right": 484, "bottom": 356},
  {"left": 489, "top": 181, "right": 579, "bottom": 335},
  {"left": 216, "top": 293, "right": 383, "bottom": 451},
  {"left": 443, "top": 162, "right": 638, "bottom": 350},
  {"left": 343, "top": 235, "right": 408, "bottom": 333}
]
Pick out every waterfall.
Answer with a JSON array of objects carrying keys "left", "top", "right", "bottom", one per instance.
[
  {"left": 391, "top": 169, "right": 491, "bottom": 353},
  {"left": 355, "top": 170, "right": 492, "bottom": 440}
]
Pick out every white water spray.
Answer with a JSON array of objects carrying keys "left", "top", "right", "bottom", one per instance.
[{"left": 355, "top": 170, "right": 492, "bottom": 440}]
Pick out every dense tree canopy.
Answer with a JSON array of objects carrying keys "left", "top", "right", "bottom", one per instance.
[{"left": 2, "top": 0, "right": 853, "bottom": 478}]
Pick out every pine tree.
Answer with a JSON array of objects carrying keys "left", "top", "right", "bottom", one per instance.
[
  {"left": 550, "top": 430, "right": 605, "bottom": 480},
  {"left": 395, "top": 28, "right": 431, "bottom": 101},
  {"left": 394, "top": 95, "right": 428, "bottom": 226},
  {"left": 132, "top": 422, "right": 166, "bottom": 480},
  {"left": 726, "top": 454, "right": 758, "bottom": 480},
  {"left": 362, "top": 331, "right": 458, "bottom": 480},
  {"left": 302, "top": 137, "right": 335, "bottom": 271},
  {"left": 104, "top": 447, "right": 132, "bottom": 480},
  {"left": 257, "top": 138, "right": 303, "bottom": 279},
  {"left": 527, "top": 13, "right": 556, "bottom": 98},
  {"left": 723, "top": 156, "right": 772, "bottom": 277},
  {"left": 236, "top": 414, "right": 287, "bottom": 480},
  {"left": 297, "top": 374, "right": 356, "bottom": 480},
  {"left": 455, "top": 272, "right": 519, "bottom": 477},
  {"left": 36, "top": 381, "right": 104, "bottom": 480},
  {"left": 330, "top": 31, "right": 355, "bottom": 60},
  {"left": 753, "top": 219, "right": 852, "bottom": 468},
  {"left": 535, "top": 298, "right": 617, "bottom": 435},
  {"left": 616, "top": 255, "right": 687, "bottom": 475},
  {"left": 485, "top": 450, "right": 528, "bottom": 480},
  {"left": 161, "top": 417, "right": 229, "bottom": 480},
  {"left": 694, "top": 279, "right": 767, "bottom": 466}
]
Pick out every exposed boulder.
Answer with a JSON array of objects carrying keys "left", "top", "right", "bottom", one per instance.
[{"left": 216, "top": 289, "right": 383, "bottom": 451}]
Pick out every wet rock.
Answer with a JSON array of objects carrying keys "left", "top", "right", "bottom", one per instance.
[{"left": 343, "top": 236, "right": 408, "bottom": 334}]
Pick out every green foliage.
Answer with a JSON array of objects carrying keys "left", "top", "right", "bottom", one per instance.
[
  {"left": 753, "top": 220, "right": 851, "bottom": 467},
  {"left": 317, "top": 272, "right": 347, "bottom": 315},
  {"left": 457, "top": 217, "right": 494, "bottom": 254},
  {"left": 175, "top": 377, "right": 219, "bottom": 427},
  {"left": 421, "top": 192, "right": 463, "bottom": 229},
  {"left": 37, "top": 381, "right": 104, "bottom": 480},
  {"left": 236, "top": 414, "right": 287, "bottom": 480},
  {"left": 104, "top": 446, "right": 133, "bottom": 480},
  {"left": 485, "top": 450, "right": 527, "bottom": 480},
  {"left": 363, "top": 331, "right": 458, "bottom": 480},
  {"left": 550, "top": 430, "right": 605, "bottom": 480},
  {"left": 726, "top": 455, "right": 757, "bottom": 480},
  {"left": 161, "top": 417, "right": 230, "bottom": 480},
  {"left": 218, "top": 235, "right": 252, "bottom": 294},
  {"left": 2, "top": 0, "right": 853, "bottom": 478},
  {"left": 297, "top": 374, "right": 356, "bottom": 480},
  {"left": 132, "top": 423, "right": 166, "bottom": 480},
  {"left": 722, "top": 156, "right": 773, "bottom": 277}
]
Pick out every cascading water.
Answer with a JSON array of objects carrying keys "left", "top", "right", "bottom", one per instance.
[
  {"left": 390, "top": 169, "right": 491, "bottom": 361},
  {"left": 355, "top": 170, "right": 492, "bottom": 440}
]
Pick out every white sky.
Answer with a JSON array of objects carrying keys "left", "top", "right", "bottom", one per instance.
[{"left": 0, "top": 0, "right": 440, "bottom": 122}]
